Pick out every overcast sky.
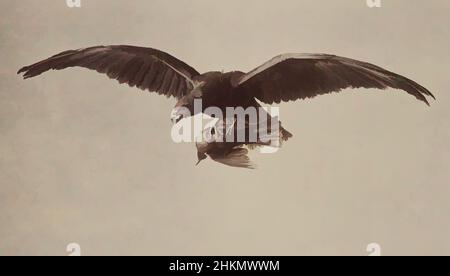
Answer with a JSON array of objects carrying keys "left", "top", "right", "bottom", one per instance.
[{"left": 1, "top": 0, "right": 449, "bottom": 255}]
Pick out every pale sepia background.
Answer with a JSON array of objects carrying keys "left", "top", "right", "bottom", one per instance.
[{"left": 1, "top": 0, "right": 449, "bottom": 256}]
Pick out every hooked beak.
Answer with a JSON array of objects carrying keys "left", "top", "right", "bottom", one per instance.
[
  {"left": 170, "top": 107, "right": 186, "bottom": 124},
  {"left": 171, "top": 115, "right": 183, "bottom": 124}
]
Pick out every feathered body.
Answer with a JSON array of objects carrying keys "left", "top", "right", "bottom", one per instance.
[{"left": 18, "top": 45, "right": 435, "bottom": 168}]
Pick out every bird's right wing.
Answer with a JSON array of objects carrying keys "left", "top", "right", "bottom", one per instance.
[
  {"left": 210, "top": 147, "right": 256, "bottom": 169},
  {"left": 18, "top": 45, "right": 200, "bottom": 99},
  {"left": 234, "top": 54, "right": 435, "bottom": 105}
]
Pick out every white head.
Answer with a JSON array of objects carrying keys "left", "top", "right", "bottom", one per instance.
[{"left": 170, "top": 106, "right": 190, "bottom": 124}]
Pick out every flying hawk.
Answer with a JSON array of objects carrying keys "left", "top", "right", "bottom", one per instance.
[{"left": 18, "top": 45, "right": 435, "bottom": 168}]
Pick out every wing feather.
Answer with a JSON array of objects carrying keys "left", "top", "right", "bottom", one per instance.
[
  {"left": 236, "top": 54, "right": 435, "bottom": 105},
  {"left": 18, "top": 45, "right": 200, "bottom": 99},
  {"left": 209, "top": 147, "right": 256, "bottom": 169}
]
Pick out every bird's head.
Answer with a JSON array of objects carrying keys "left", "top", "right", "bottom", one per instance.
[
  {"left": 195, "top": 133, "right": 210, "bottom": 166},
  {"left": 171, "top": 83, "right": 205, "bottom": 124},
  {"left": 170, "top": 106, "right": 190, "bottom": 124}
]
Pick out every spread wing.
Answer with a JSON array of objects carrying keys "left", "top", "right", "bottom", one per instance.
[
  {"left": 235, "top": 54, "right": 435, "bottom": 105},
  {"left": 18, "top": 45, "right": 200, "bottom": 99},
  {"left": 209, "top": 147, "right": 256, "bottom": 169}
]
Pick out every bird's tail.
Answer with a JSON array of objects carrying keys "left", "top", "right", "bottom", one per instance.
[
  {"left": 256, "top": 123, "right": 292, "bottom": 145},
  {"left": 280, "top": 126, "right": 293, "bottom": 142}
]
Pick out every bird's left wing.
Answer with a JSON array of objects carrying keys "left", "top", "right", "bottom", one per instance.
[
  {"left": 18, "top": 45, "right": 200, "bottom": 99},
  {"left": 234, "top": 54, "right": 435, "bottom": 105},
  {"left": 210, "top": 147, "right": 256, "bottom": 169}
]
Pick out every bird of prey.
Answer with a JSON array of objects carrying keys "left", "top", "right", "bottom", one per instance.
[{"left": 18, "top": 45, "right": 435, "bottom": 168}]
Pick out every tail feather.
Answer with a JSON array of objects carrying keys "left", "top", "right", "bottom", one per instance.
[
  {"left": 210, "top": 147, "right": 256, "bottom": 169},
  {"left": 280, "top": 126, "right": 293, "bottom": 141}
]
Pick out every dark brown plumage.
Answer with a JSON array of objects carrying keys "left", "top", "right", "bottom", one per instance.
[
  {"left": 18, "top": 45, "right": 435, "bottom": 168},
  {"left": 18, "top": 46, "right": 200, "bottom": 99}
]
